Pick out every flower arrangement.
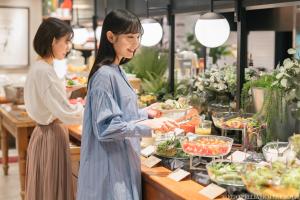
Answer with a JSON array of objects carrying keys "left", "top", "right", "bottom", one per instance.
[
  {"left": 271, "top": 48, "right": 300, "bottom": 105},
  {"left": 192, "top": 65, "right": 260, "bottom": 104},
  {"left": 270, "top": 49, "right": 300, "bottom": 122}
]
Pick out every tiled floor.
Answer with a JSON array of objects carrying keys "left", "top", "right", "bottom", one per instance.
[
  {"left": 0, "top": 163, "right": 20, "bottom": 200},
  {"left": 0, "top": 149, "right": 21, "bottom": 200}
]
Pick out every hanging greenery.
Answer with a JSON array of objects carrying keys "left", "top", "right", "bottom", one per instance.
[{"left": 241, "top": 74, "right": 276, "bottom": 110}]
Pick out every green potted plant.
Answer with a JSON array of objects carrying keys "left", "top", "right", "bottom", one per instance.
[
  {"left": 241, "top": 74, "right": 276, "bottom": 112},
  {"left": 209, "top": 45, "right": 233, "bottom": 64},
  {"left": 271, "top": 48, "right": 300, "bottom": 133},
  {"left": 242, "top": 48, "right": 300, "bottom": 142},
  {"left": 123, "top": 47, "right": 168, "bottom": 81}
]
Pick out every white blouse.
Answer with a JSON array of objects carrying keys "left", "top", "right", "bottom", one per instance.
[{"left": 24, "top": 60, "right": 83, "bottom": 125}]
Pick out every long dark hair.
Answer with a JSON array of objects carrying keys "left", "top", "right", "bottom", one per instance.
[{"left": 88, "top": 9, "right": 143, "bottom": 85}]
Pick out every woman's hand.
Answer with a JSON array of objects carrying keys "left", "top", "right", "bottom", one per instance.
[
  {"left": 138, "top": 117, "right": 178, "bottom": 132},
  {"left": 144, "top": 103, "right": 162, "bottom": 118},
  {"left": 144, "top": 107, "right": 162, "bottom": 118}
]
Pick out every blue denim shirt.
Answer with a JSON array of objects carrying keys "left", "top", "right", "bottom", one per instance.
[{"left": 77, "top": 64, "right": 151, "bottom": 200}]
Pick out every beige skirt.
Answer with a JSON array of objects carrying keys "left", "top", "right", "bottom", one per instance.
[{"left": 25, "top": 120, "right": 74, "bottom": 200}]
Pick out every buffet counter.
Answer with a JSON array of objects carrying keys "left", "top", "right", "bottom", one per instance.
[
  {"left": 0, "top": 103, "right": 227, "bottom": 200},
  {"left": 68, "top": 125, "right": 228, "bottom": 200}
]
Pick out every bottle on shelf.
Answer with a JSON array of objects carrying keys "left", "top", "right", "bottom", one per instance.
[{"left": 248, "top": 53, "right": 254, "bottom": 67}]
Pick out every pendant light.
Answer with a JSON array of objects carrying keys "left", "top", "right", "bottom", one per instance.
[
  {"left": 141, "top": 0, "right": 163, "bottom": 47},
  {"left": 72, "top": 8, "right": 89, "bottom": 45},
  {"left": 194, "top": 0, "right": 230, "bottom": 48}
]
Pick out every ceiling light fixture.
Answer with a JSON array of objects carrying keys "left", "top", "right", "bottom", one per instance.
[
  {"left": 194, "top": 0, "right": 230, "bottom": 48},
  {"left": 141, "top": 0, "right": 163, "bottom": 47}
]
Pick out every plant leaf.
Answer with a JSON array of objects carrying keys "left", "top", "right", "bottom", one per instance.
[
  {"left": 280, "top": 78, "right": 288, "bottom": 88},
  {"left": 287, "top": 48, "right": 296, "bottom": 55}
]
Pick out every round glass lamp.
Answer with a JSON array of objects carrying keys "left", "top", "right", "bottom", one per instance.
[
  {"left": 194, "top": 12, "right": 230, "bottom": 48},
  {"left": 141, "top": 19, "right": 163, "bottom": 47}
]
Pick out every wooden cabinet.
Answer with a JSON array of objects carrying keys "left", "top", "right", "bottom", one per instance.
[{"left": 69, "top": 143, "right": 80, "bottom": 196}]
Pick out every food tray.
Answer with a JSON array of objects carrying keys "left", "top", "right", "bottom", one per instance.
[
  {"left": 242, "top": 162, "right": 300, "bottom": 200},
  {"left": 262, "top": 142, "right": 290, "bottom": 162},
  {"left": 154, "top": 137, "right": 189, "bottom": 160},
  {"left": 181, "top": 135, "right": 233, "bottom": 158},
  {"left": 206, "top": 159, "right": 246, "bottom": 187},
  {"left": 155, "top": 149, "right": 189, "bottom": 160},
  {"left": 211, "top": 112, "right": 254, "bottom": 130},
  {"left": 158, "top": 107, "right": 192, "bottom": 119}
]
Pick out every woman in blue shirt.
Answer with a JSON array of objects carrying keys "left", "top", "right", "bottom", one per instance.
[{"left": 77, "top": 9, "right": 177, "bottom": 200}]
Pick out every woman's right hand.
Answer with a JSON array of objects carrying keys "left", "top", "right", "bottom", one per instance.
[{"left": 138, "top": 117, "right": 178, "bottom": 132}]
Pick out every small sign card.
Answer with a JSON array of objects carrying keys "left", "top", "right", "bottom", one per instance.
[
  {"left": 227, "top": 150, "right": 250, "bottom": 162},
  {"left": 199, "top": 183, "right": 226, "bottom": 199},
  {"left": 141, "top": 145, "right": 155, "bottom": 157},
  {"left": 142, "top": 155, "right": 161, "bottom": 168},
  {"left": 167, "top": 168, "right": 190, "bottom": 182}
]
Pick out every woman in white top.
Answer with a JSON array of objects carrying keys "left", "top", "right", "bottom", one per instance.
[{"left": 24, "top": 17, "right": 83, "bottom": 200}]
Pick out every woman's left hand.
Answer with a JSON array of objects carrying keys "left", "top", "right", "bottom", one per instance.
[
  {"left": 147, "top": 108, "right": 162, "bottom": 118},
  {"left": 144, "top": 104, "right": 162, "bottom": 118}
]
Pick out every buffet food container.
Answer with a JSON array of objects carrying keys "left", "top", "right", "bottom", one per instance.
[
  {"left": 181, "top": 135, "right": 233, "bottom": 157},
  {"left": 262, "top": 141, "right": 290, "bottom": 162}
]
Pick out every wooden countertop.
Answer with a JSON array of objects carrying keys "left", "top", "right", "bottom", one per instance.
[
  {"left": 0, "top": 104, "right": 229, "bottom": 199},
  {"left": 67, "top": 125, "right": 228, "bottom": 200},
  {"left": 0, "top": 104, "right": 35, "bottom": 127}
]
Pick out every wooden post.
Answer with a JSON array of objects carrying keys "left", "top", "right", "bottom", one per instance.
[{"left": 236, "top": 0, "right": 247, "bottom": 110}]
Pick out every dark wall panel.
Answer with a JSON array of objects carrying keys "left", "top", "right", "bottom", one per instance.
[
  {"left": 246, "top": 6, "right": 293, "bottom": 31},
  {"left": 97, "top": 0, "right": 126, "bottom": 19},
  {"left": 96, "top": 0, "right": 299, "bottom": 19},
  {"left": 275, "top": 31, "right": 293, "bottom": 67},
  {"left": 223, "top": 7, "right": 294, "bottom": 32}
]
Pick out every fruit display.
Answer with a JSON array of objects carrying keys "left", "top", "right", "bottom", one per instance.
[
  {"left": 181, "top": 135, "right": 233, "bottom": 157},
  {"left": 155, "top": 138, "right": 189, "bottom": 159},
  {"left": 243, "top": 161, "right": 300, "bottom": 199},
  {"left": 206, "top": 160, "right": 245, "bottom": 187},
  {"left": 139, "top": 94, "right": 157, "bottom": 106}
]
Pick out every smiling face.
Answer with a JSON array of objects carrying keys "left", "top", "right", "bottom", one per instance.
[
  {"left": 51, "top": 34, "right": 72, "bottom": 60},
  {"left": 106, "top": 31, "right": 141, "bottom": 64}
]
